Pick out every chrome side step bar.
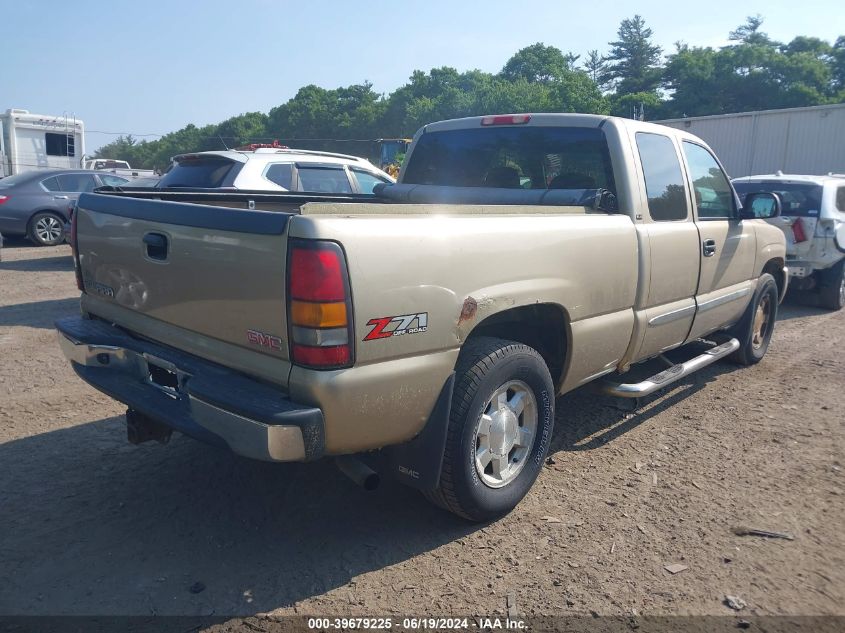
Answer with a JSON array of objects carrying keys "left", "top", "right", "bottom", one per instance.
[{"left": 600, "top": 338, "right": 740, "bottom": 398}]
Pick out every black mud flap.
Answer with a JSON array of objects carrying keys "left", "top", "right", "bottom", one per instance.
[{"left": 384, "top": 373, "right": 454, "bottom": 491}]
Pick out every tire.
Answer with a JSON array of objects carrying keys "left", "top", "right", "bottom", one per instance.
[
  {"left": 28, "top": 211, "right": 66, "bottom": 246},
  {"left": 818, "top": 260, "right": 845, "bottom": 311},
  {"left": 728, "top": 273, "right": 779, "bottom": 366},
  {"left": 423, "top": 336, "right": 555, "bottom": 521}
]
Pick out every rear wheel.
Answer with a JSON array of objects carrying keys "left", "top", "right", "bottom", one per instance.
[
  {"left": 424, "top": 336, "right": 555, "bottom": 521},
  {"left": 729, "top": 273, "right": 778, "bottom": 366},
  {"left": 28, "top": 212, "right": 65, "bottom": 246},
  {"left": 818, "top": 260, "right": 845, "bottom": 311}
]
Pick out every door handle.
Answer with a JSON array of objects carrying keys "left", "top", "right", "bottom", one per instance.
[
  {"left": 703, "top": 239, "right": 717, "bottom": 257},
  {"left": 143, "top": 232, "right": 168, "bottom": 260},
  {"left": 53, "top": 195, "right": 69, "bottom": 199}
]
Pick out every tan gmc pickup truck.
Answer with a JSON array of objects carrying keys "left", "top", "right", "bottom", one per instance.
[{"left": 57, "top": 114, "right": 787, "bottom": 521}]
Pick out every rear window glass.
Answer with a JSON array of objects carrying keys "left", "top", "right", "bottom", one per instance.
[
  {"left": 264, "top": 163, "right": 293, "bottom": 189},
  {"left": 158, "top": 157, "right": 236, "bottom": 188},
  {"left": 402, "top": 126, "right": 615, "bottom": 192},
  {"left": 297, "top": 166, "right": 353, "bottom": 193},
  {"left": 56, "top": 174, "right": 98, "bottom": 192},
  {"left": 733, "top": 182, "right": 823, "bottom": 217},
  {"left": 41, "top": 176, "right": 61, "bottom": 191},
  {"left": 352, "top": 168, "right": 390, "bottom": 194}
]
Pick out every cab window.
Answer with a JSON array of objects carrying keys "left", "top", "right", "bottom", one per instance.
[
  {"left": 682, "top": 142, "right": 736, "bottom": 219},
  {"left": 635, "top": 132, "right": 688, "bottom": 221}
]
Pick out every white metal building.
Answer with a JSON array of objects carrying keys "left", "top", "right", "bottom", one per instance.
[
  {"left": 656, "top": 103, "right": 845, "bottom": 178},
  {"left": 0, "top": 108, "right": 85, "bottom": 177}
]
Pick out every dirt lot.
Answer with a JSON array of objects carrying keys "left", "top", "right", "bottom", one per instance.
[{"left": 1, "top": 239, "right": 843, "bottom": 621}]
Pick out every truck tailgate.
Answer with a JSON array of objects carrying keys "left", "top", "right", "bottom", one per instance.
[{"left": 75, "top": 192, "right": 293, "bottom": 384}]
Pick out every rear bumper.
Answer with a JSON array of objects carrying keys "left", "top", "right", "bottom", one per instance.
[{"left": 55, "top": 315, "right": 324, "bottom": 462}]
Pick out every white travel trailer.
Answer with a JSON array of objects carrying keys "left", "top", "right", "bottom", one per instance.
[{"left": 0, "top": 109, "right": 85, "bottom": 177}]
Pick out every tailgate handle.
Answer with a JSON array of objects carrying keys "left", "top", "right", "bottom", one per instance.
[{"left": 143, "top": 232, "right": 168, "bottom": 260}]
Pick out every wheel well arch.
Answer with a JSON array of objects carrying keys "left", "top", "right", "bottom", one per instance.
[
  {"left": 27, "top": 208, "right": 68, "bottom": 228},
  {"left": 463, "top": 303, "right": 570, "bottom": 389},
  {"left": 761, "top": 257, "right": 786, "bottom": 300}
]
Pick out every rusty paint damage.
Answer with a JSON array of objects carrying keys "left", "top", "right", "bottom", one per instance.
[{"left": 458, "top": 296, "right": 478, "bottom": 325}]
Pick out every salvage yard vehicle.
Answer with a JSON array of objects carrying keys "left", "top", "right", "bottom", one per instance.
[
  {"left": 0, "top": 169, "right": 129, "bottom": 245},
  {"left": 56, "top": 113, "right": 786, "bottom": 521},
  {"left": 159, "top": 148, "right": 395, "bottom": 194},
  {"left": 733, "top": 173, "right": 845, "bottom": 310}
]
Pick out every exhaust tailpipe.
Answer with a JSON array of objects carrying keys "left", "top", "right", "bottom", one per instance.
[{"left": 336, "top": 455, "right": 380, "bottom": 491}]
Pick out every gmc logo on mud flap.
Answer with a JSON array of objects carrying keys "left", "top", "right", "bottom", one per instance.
[
  {"left": 364, "top": 312, "right": 428, "bottom": 341},
  {"left": 246, "top": 329, "right": 284, "bottom": 351}
]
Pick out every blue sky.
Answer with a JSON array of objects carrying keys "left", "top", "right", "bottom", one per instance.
[{"left": 2, "top": 0, "right": 842, "bottom": 153}]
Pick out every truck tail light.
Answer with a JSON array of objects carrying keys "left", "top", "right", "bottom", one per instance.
[
  {"left": 791, "top": 217, "right": 807, "bottom": 244},
  {"left": 481, "top": 114, "right": 531, "bottom": 126},
  {"left": 70, "top": 203, "right": 84, "bottom": 292},
  {"left": 287, "top": 240, "right": 354, "bottom": 369}
]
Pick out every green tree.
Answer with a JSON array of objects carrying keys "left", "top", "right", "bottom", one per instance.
[
  {"left": 603, "top": 15, "right": 663, "bottom": 95},
  {"left": 500, "top": 43, "right": 574, "bottom": 83},
  {"left": 583, "top": 50, "right": 609, "bottom": 91},
  {"left": 215, "top": 111, "right": 269, "bottom": 147},
  {"left": 729, "top": 15, "right": 773, "bottom": 46}
]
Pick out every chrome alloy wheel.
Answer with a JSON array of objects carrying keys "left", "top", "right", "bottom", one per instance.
[
  {"left": 474, "top": 380, "right": 538, "bottom": 489},
  {"left": 752, "top": 293, "right": 772, "bottom": 350},
  {"left": 34, "top": 215, "right": 63, "bottom": 244}
]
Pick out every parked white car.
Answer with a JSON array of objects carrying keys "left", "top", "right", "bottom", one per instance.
[
  {"left": 158, "top": 148, "right": 395, "bottom": 194},
  {"left": 733, "top": 173, "right": 845, "bottom": 310}
]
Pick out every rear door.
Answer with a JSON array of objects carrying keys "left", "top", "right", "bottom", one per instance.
[
  {"left": 628, "top": 131, "right": 700, "bottom": 362},
  {"left": 682, "top": 141, "right": 756, "bottom": 341},
  {"left": 53, "top": 173, "right": 99, "bottom": 211}
]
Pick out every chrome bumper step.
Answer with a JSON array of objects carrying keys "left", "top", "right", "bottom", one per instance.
[{"left": 600, "top": 338, "right": 740, "bottom": 398}]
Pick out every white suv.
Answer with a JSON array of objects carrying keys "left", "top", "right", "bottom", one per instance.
[
  {"left": 157, "top": 148, "right": 394, "bottom": 194},
  {"left": 733, "top": 173, "right": 845, "bottom": 310}
]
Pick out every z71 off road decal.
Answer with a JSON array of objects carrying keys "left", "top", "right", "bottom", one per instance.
[{"left": 364, "top": 313, "right": 428, "bottom": 341}]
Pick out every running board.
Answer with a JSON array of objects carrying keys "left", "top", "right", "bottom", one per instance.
[{"left": 600, "top": 338, "right": 740, "bottom": 398}]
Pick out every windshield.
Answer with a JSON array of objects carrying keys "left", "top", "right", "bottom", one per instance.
[
  {"left": 403, "top": 126, "right": 615, "bottom": 193},
  {"left": 158, "top": 157, "right": 237, "bottom": 188},
  {"left": 733, "top": 181, "right": 823, "bottom": 217}
]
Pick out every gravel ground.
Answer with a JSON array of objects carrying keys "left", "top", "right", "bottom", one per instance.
[{"left": 0, "top": 239, "right": 843, "bottom": 621}]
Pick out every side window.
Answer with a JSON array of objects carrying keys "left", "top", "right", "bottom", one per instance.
[
  {"left": 351, "top": 168, "right": 390, "bottom": 194},
  {"left": 682, "top": 142, "right": 736, "bottom": 219},
  {"left": 56, "top": 174, "right": 98, "bottom": 192},
  {"left": 45, "top": 133, "right": 75, "bottom": 157},
  {"left": 635, "top": 132, "right": 688, "bottom": 221},
  {"left": 264, "top": 163, "right": 293, "bottom": 189},
  {"left": 40, "top": 176, "right": 61, "bottom": 192},
  {"left": 100, "top": 175, "right": 129, "bottom": 187},
  {"left": 836, "top": 186, "right": 845, "bottom": 212},
  {"left": 297, "top": 166, "right": 353, "bottom": 194}
]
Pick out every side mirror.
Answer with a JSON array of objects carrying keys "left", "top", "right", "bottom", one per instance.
[{"left": 740, "top": 192, "right": 781, "bottom": 220}]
